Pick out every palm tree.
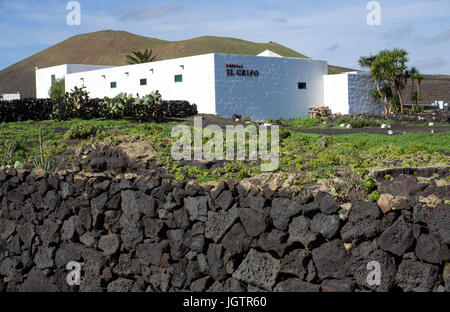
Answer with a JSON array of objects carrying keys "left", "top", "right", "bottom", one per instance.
[
  {"left": 409, "top": 66, "right": 424, "bottom": 108},
  {"left": 126, "top": 49, "right": 158, "bottom": 64},
  {"left": 359, "top": 55, "right": 392, "bottom": 114},
  {"left": 382, "top": 48, "right": 409, "bottom": 114},
  {"left": 360, "top": 49, "right": 411, "bottom": 114}
]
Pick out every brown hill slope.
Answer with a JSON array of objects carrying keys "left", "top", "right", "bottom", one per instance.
[{"left": 0, "top": 30, "right": 308, "bottom": 98}]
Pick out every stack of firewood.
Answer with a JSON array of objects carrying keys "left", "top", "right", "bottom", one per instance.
[{"left": 309, "top": 106, "right": 332, "bottom": 118}]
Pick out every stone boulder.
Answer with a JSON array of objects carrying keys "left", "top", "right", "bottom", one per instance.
[
  {"left": 396, "top": 260, "right": 438, "bottom": 292},
  {"left": 288, "top": 216, "right": 317, "bottom": 248},
  {"left": 341, "top": 201, "right": 382, "bottom": 244},
  {"left": 311, "top": 240, "right": 350, "bottom": 280},
  {"left": 378, "top": 216, "right": 414, "bottom": 257},
  {"left": 233, "top": 249, "right": 280, "bottom": 291},
  {"left": 274, "top": 278, "right": 320, "bottom": 292},
  {"left": 350, "top": 241, "right": 397, "bottom": 292},
  {"left": 270, "top": 197, "right": 302, "bottom": 231}
]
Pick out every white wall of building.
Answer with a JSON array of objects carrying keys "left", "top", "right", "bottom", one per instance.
[
  {"left": 36, "top": 65, "right": 68, "bottom": 99},
  {"left": 36, "top": 64, "right": 114, "bottom": 99},
  {"left": 35, "top": 54, "right": 385, "bottom": 120},
  {"left": 324, "top": 72, "right": 382, "bottom": 115},
  {"left": 347, "top": 72, "right": 383, "bottom": 114},
  {"left": 65, "top": 54, "right": 217, "bottom": 114},
  {"left": 324, "top": 73, "right": 350, "bottom": 114},
  {"left": 214, "top": 54, "right": 328, "bottom": 120}
]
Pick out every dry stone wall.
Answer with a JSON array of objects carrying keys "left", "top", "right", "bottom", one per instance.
[{"left": 0, "top": 167, "right": 449, "bottom": 292}]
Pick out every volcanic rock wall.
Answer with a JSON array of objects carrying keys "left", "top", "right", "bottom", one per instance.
[
  {"left": 0, "top": 167, "right": 449, "bottom": 292},
  {"left": 403, "top": 75, "right": 450, "bottom": 105}
]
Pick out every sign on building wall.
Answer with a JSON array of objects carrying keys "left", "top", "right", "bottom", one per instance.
[{"left": 226, "top": 64, "right": 259, "bottom": 77}]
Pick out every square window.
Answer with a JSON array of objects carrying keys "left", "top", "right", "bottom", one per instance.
[
  {"left": 174, "top": 75, "right": 183, "bottom": 83},
  {"left": 110, "top": 82, "right": 117, "bottom": 89},
  {"left": 140, "top": 78, "right": 147, "bottom": 86},
  {"left": 298, "top": 82, "right": 307, "bottom": 89}
]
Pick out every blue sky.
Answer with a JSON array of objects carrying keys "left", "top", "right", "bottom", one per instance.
[{"left": 0, "top": 0, "right": 449, "bottom": 74}]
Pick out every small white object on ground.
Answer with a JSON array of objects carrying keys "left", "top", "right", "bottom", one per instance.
[
  {"left": 346, "top": 124, "right": 352, "bottom": 129},
  {"left": 263, "top": 123, "right": 272, "bottom": 127},
  {"left": 428, "top": 123, "right": 434, "bottom": 127},
  {"left": 431, "top": 129, "right": 434, "bottom": 134},
  {"left": 381, "top": 124, "right": 387, "bottom": 129},
  {"left": 388, "top": 130, "right": 394, "bottom": 136}
]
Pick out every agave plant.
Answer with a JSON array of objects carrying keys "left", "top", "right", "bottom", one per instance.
[{"left": 32, "top": 126, "right": 62, "bottom": 173}]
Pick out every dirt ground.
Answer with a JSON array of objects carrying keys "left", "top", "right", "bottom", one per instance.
[
  {"left": 287, "top": 123, "right": 450, "bottom": 135},
  {"left": 185, "top": 115, "right": 450, "bottom": 135}
]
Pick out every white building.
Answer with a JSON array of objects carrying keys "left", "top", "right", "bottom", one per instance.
[
  {"left": 35, "top": 64, "right": 114, "bottom": 99},
  {"left": 35, "top": 52, "right": 378, "bottom": 120},
  {"left": 324, "top": 72, "right": 381, "bottom": 114}
]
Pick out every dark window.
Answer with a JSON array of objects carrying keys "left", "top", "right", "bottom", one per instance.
[
  {"left": 174, "top": 75, "right": 183, "bottom": 83},
  {"left": 298, "top": 82, "right": 307, "bottom": 89},
  {"left": 51, "top": 75, "right": 56, "bottom": 85},
  {"left": 140, "top": 78, "right": 147, "bottom": 86},
  {"left": 110, "top": 82, "right": 117, "bottom": 89}
]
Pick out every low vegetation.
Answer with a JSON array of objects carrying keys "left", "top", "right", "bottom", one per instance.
[
  {"left": 0, "top": 88, "right": 197, "bottom": 123},
  {"left": 282, "top": 116, "right": 395, "bottom": 129},
  {"left": 1, "top": 115, "right": 448, "bottom": 201}
]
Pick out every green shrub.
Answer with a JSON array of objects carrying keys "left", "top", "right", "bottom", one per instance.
[
  {"left": 51, "top": 86, "right": 90, "bottom": 120},
  {"left": 49, "top": 78, "right": 65, "bottom": 100},
  {"left": 367, "top": 191, "right": 380, "bottom": 202},
  {"left": 64, "top": 123, "right": 100, "bottom": 140},
  {"left": 130, "top": 91, "right": 163, "bottom": 120},
  {"left": 99, "top": 93, "right": 130, "bottom": 119},
  {"left": 285, "top": 117, "right": 328, "bottom": 129},
  {"left": 410, "top": 105, "right": 424, "bottom": 114},
  {"left": 99, "top": 91, "right": 162, "bottom": 121},
  {"left": 279, "top": 128, "right": 291, "bottom": 140},
  {"left": 237, "top": 168, "right": 252, "bottom": 179},
  {"left": 0, "top": 140, "right": 19, "bottom": 165}
]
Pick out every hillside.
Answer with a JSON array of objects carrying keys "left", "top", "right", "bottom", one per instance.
[{"left": 0, "top": 30, "right": 308, "bottom": 98}]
